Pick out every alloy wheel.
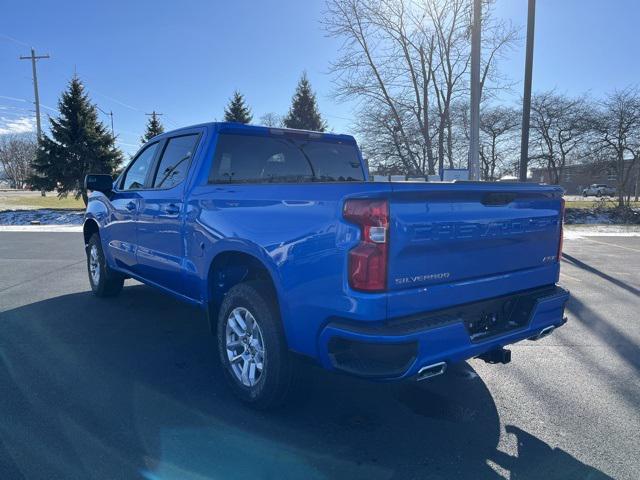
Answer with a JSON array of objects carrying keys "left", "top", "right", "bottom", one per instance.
[{"left": 225, "top": 307, "right": 266, "bottom": 387}]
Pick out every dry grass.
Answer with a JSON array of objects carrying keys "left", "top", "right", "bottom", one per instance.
[
  {"left": 3, "top": 194, "right": 85, "bottom": 210},
  {"left": 565, "top": 199, "right": 640, "bottom": 209}
]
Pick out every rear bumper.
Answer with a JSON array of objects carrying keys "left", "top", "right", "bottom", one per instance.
[{"left": 318, "top": 285, "right": 569, "bottom": 379}]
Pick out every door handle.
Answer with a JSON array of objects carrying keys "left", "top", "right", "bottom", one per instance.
[
  {"left": 125, "top": 201, "right": 137, "bottom": 211},
  {"left": 164, "top": 203, "right": 180, "bottom": 215}
]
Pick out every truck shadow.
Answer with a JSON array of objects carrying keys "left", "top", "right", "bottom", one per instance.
[
  {"left": 0, "top": 284, "right": 612, "bottom": 480},
  {"left": 562, "top": 253, "right": 640, "bottom": 297}
]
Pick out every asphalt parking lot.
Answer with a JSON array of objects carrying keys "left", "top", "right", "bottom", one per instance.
[{"left": 0, "top": 232, "right": 638, "bottom": 480}]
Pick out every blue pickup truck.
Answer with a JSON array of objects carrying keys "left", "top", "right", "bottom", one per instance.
[{"left": 84, "top": 122, "right": 569, "bottom": 408}]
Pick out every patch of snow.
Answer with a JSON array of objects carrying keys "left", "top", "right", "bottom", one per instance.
[
  {"left": 0, "top": 225, "right": 82, "bottom": 232},
  {"left": 0, "top": 209, "right": 84, "bottom": 226},
  {"left": 564, "top": 225, "right": 640, "bottom": 239}
]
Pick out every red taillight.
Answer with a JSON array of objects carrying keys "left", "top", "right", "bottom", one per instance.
[
  {"left": 343, "top": 199, "right": 389, "bottom": 291},
  {"left": 558, "top": 198, "right": 565, "bottom": 261}
]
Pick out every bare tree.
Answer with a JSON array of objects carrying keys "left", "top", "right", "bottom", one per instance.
[
  {"left": 529, "top": 91, "right": 592, "bottom": 184},
  {"left": 357, "top": 102, "right": 427, "bottom": 174},
  {"left": 323, "top": 0, "right": 518, "bottom": 176},
  {"left": 592, "top": 87, "right": 640, "bottom": 207},
  {"left": 0, "top": 134, "right": 37, "bottom": 189},
  {"left": 259, "top": 112, "right": 284, "bottom": 128},
  {"left": 479, "top": 105, "right": 520, "bottom": 180}
]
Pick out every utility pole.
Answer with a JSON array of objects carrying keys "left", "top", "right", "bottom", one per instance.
[
  {"left": 634, "top": 163, "right": 639, "bottom": 202},
  {"left": 145, "top": 111, "right": 163, "bottom": 121},
  {"left": 19, "top": 48, "right": 50, "bottom": 140},
  {"left": 143, "top": 111, "right": 164, "bottom": 143},
  {"left": 97, "top": 106, "right": 115, "bottom": 137},
  {"left": 468, "top": 0, "right": 481, "bottom": 181},
  {"left": 519, "top": 0, "right": 536, "bottom": 181}
]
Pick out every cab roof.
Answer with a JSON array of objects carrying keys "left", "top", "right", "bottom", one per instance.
[{"left": 149, "top": 121, "right": 356, "bottom": 144}]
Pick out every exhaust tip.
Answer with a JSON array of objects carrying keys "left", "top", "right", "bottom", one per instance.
[
  {"left": 528, "top": 325, "right": 555, "bottom": 341},
  {"left": 417, "top": 361, "right": 447, "bottom": 381},
  {"left": 538, "top": 325, "right": 555, "bottom": 339}
]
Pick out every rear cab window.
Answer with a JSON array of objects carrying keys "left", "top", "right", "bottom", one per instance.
[{"left": 209, "top": 133, "right": 365, "bottom": 183}]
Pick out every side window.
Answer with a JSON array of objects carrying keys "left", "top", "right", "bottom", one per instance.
[
  {"left": 151, "top": 134, "right": 199, "bottom": 189},
  {"left": 121, "top": 143, "right": 159, "bottom": 190}
]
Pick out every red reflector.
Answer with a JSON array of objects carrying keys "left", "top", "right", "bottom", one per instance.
[
  {"left": 349, "top": 243, "right": 388, "bottom": 291},
  {"left": 344, "top": 199, "right": 389, "bottom": 292}
]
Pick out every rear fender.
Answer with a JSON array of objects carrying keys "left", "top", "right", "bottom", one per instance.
[{"left": 202, "top": 239, "right": 291, "bottom": 341}]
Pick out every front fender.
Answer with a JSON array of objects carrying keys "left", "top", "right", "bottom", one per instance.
[
  {"left": 84, "top": 191, "right": 111, "bottom": 226},
  {"left": 84, "top": 191, "right": 115, "bottom": 265}
]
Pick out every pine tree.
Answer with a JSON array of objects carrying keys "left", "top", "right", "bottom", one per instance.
[
  {"left": 223, "top": 91, "right": 253, "bottom": 124},
  {"left": 283, "top": 72, "right": 327, "bottom": 132},
  {"left": 29, "top": 76, "right": 122, "bottom": 204},
  {"left": 141, "top": 112, "right": 165, "bottom": 143}
]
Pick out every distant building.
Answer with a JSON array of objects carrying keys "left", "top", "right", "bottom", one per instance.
[{"left": 530, "top": 161, "right": 640, "bottom": 195}]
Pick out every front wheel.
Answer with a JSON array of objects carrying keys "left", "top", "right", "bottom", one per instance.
[
  {"left": 217, "top": 281, "right": 293, "bottom": 409},
  {"left": 87, "top": 233, "right": 124, "bottom": 297}
]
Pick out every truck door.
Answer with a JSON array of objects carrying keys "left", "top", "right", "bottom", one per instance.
[
  {"left": 104, "top": 141, "right": 161, "bottom": 271},
  {"left": 135, "top": 133, "right": 201, "bottom": 295}
]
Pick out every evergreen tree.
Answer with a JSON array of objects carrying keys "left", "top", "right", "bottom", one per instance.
[
  {"left": 29, "top": 76, "right": 122, "bottom": 204},
  {"left": 141, "top": 111, "right": 165, "bottom": 143},
  {"left": 223, "top": 91, "right": 253, "bottom": 124},
  {"left": 283, "top": 72, "right": 327, "bottom": 132}
]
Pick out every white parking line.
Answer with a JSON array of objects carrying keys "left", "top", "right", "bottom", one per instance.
[
  {"left": 564, "top": 230, "right": 640, "bottom": 239},
  {"left": 582, "top": 237, "right": 640, "bottom": 253}
]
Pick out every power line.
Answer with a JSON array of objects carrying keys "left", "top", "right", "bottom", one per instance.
[
  {"left": 0, "top": 33, "right": 30, "bottom": 47},
  {"left": 12, "top": 38, "right": 149, "bottom": 140},
  {"left": 40, "top": 103, "right": 58, "bottom": 113},
  {"left": 93, "top": 90, "right": 140, "bottom": 112},
  {"left": 0, "top": 109, "right": 36, "bottom": 119},
  {"left": 162, "top": 115, "right": 180, "bottom": 127},
  {"left": 0, "top": 95, "right": 29, "bottom": 103},
  {"left": 19, "top": 48, "right": 49, "bottom": 140}
]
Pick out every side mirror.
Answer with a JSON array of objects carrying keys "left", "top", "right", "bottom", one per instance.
[{"left": 85, "top": 174, "right": 114, "bottom": 194}]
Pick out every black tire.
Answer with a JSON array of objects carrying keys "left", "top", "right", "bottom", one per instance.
[
  {"left": 86, "top": 233, "right": 124, "bottom": 297},
  {"left": 582, "top": 192, "right": 587, "bottom": 197},
  {"left": 217, "top": 281, "right": 293, "bottom": 409},
  {"left": 596, "top": 191, "right": 602, "bottom": 197}
]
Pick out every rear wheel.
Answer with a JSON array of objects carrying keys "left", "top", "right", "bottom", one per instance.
[
  {"left": 87, "top": 233, "right": 124, "bottom": 297},
  {"left": 217, "top": 281, "right": 293, "bottom": 409}
]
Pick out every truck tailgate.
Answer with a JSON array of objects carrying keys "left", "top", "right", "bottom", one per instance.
[{"left": 387, "top": 183, "right": 563, "bottom": 292}]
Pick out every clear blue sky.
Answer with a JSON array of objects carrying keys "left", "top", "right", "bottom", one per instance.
[{"left": 1, "top": 0, "right": 639, "bottom": 155}]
